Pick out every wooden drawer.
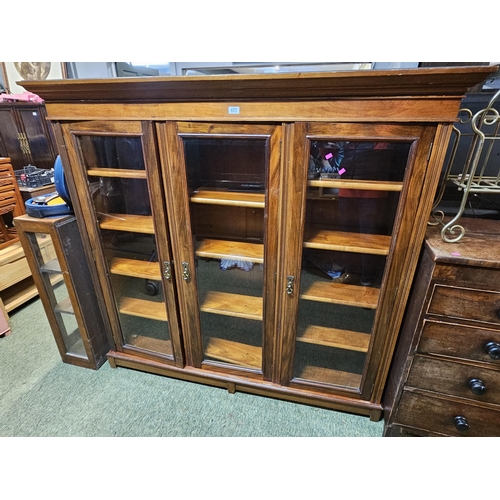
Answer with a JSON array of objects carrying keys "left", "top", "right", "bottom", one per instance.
[
  {"left": 0, "top": 190, "right": 16, "bottom": 208},
  {"left": 393, "top": 391, "right": 500, "bottom": 436},
  {"left": 0, "top": 254, "right": 31, "bottom": 290},
  {"left": 0, "top": 237, "right": 56, "bottom": 290},
  {"left": 428, "top": 284, "right": 500, "bottom": 326},
  {"left": 407, "top": 355, "right": 500, "bottom": 405},
  {"left": 419, "top": 320, "right": 500, "bottom": 365},
  {"left": 434, "top": 264, "right": 500, "bottom": 291}
]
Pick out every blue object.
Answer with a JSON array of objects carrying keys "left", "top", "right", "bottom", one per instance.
[
  {"left": 53, "top": 155, "right": 72, "bottom": 206},
  {"left": 24, "top": 156, "right": 73, "bottom": 218}
]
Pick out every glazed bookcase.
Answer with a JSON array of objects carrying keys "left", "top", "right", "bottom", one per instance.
[{"left": 24, "top": 66, "right": 495, "bottom": 419}]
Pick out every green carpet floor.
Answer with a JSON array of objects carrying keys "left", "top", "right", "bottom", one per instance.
[{"left": 0, "top": 296, "right": 383, "bottom": 437}]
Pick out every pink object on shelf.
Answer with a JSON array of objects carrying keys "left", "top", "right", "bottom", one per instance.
[
  {"left": 0, "top": 91, "right": 44, "bottom": 103},
  {"left": 338, "top": 168, "right": 346, "bottom": 175}
]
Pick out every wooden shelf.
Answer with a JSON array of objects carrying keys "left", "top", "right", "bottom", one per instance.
[
  {"left": 294, "top": 365, "right": 362, "bottom": 389},
  {"left": 191, "top": 189, "right": 265, "bottom": 208},
  {"left": 118, "top": 296, "right": 168, "bottom": 321},
  {"left": 308, "top": 179, "right": 403, "bottom": 191},
  {"left": 2, "top": 274, "right": 64, "bottom": 313},
  {"left": 99, "top": 213, "right": 155, "bottom": 234},
  {"left": 54, "top": 296, "right": 74, "bottom": 315},
  {"left": 200, "top": 291, "right": 263, "bottom": 320},
  {"left": 87, "top": 168, "right": 147, "bottom": 179},
  {"left": 304, "top": 227, "right": 391, "bottom": 255},
  {"left": 297, "top": 325, "right": 370, "bottom": 352},
  {"left": 40, "top": 258, "right": 62, "bottom": 274},
  {"left": 195, "top": 238, "right": 264, "bottom": 263},
  {"left": 300, "top": 280, "right": 379, "bottom": 309},
  {"left": 205, "top": 337, "right": 262, "bottom": 369},
  {"left": 127, "top": 335, "right": 173, "bottom": 356},
  {"left": 109, "top": 257, "right": 161, "bottom": 280}
]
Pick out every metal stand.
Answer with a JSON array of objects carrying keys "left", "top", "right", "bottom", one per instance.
[{"left": 430, "top": 89, "right": 500, "bottom": 242}]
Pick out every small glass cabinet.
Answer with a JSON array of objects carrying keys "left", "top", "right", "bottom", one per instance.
[{"left": 15, "top": 214, "right": 110, "bottom": 369}]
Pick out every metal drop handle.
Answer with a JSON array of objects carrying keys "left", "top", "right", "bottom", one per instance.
[
  {"left": 182, "top": 262, "right": 190, "bottom": 281},
  {"left": 163, "top": 261, "right": 172, "bottom": 281}
]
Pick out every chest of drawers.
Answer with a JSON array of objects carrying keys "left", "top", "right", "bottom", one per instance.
[{"left": 383, "top": 218, "right": 500, "bottom": 436}]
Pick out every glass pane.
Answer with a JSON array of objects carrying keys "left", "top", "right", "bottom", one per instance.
[
  {"left": 295, "top": 140, "right": 412, "bottom": 389},
  {"left": 26, "top": 232, "right": 89, "bottom": 360},
  {"left": 76, "top": 135, "right": 172, "bottom": 358},
  {"left": 183, "top": 137, "right": 267, "bottom": 371}
]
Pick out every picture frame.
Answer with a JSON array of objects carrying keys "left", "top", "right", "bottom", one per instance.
[{"left": 0, "top": 62, "right": 67, "bottom": 94}]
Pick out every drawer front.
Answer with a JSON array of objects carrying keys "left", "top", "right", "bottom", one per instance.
[
  {"left": 394, "top": 391, "right": 500, "bottom": 436},
  {"left": 428, "top": 284, "right": 500, "bottom": 326},
  {"left": 419, "top": 320, "right": 500, "bottom": 365},
  {"left": 0, "top": 190, "right": 16, "bottom": 208},
  {"left": 407, "top": 355, "right": 500, "bottom": 405},
  {"left": 434, "top": 264, "right": 500, "bottom": 291},
  {"left": 0, "top": 256, "right": 31, "bottom": 290}
]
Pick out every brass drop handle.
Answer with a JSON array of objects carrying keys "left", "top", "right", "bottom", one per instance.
[
  {"left": 182, "top": 262, "right": 190, "bottom": 281},
  {"left": 286, "top": 275, "right": 295, "bottom": 295},
  {"left": 163, "top": 261, "right": 172, "bottom": 281}
]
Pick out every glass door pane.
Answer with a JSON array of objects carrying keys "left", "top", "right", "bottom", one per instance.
[
  {"left": 182, "top": 135, "right": 269, "bottom": 372},
  {"left": 75, "top": 134, "right": 173, "bottom": 358},
  {"left": 295, "top": 139, "right": 412, "bottom": 389},
  {"left": 26, "top": 232, "right": 88, "bottom": 359}
]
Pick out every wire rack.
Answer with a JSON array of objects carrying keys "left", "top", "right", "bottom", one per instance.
[{"left": 430, "top": 88, "right": 500, "bottom": 242}]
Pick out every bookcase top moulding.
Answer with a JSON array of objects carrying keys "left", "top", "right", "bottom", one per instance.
[{"left": 22, "top": 66, "right": 497, "bottom": 104}]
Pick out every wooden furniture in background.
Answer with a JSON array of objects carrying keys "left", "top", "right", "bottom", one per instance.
[
  {"left": 15, "top": 214, "right": 111, "bottom": 369},
  {"left": 24, "top": 66, "right": 495, "bottom": 419},
  {"left": 0, "top": 157, "right": 25, "bottom": 249},
  {"left": 384, "top": 218, "right": 500, "bottom": 436},
  {"left": 0, "top": 235, "right": 56, "bottom": 318},
  {"left": 0, "top": 102, "right": 58, "bottom": 171}
]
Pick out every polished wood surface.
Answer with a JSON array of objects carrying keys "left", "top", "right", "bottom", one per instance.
[
  {"left": 191, "top": 189, "right": 265, "bottom": 208},
  {"left": 195, "top": 238, "right": 264, "bottom": 263},
  {"left": 99, "top": 213, "right": 155, "bottom": 234},
  {"left": 300, "top": 281, "right": 379, "bottom": 309},
  {"left": 200, "top": 291, "right": 263, "bottom": 321},
  {"left": 0, "top": 104, "right": 57, "bottom": 170},
  {"left": 35, "top": 67, "right": 494, "bottom": 419},
  {"left": 23, "top": 66, "right": 496, "bottom": 102},
  {"left": 384, "top": 218, "right": 500, "bottom": 436},
  {"left": 304, "top": 227, "right": 391, "bottom": 255}
]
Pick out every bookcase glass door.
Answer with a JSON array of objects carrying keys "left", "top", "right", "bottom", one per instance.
[
  {"left": 25, "top": 231, "right": 89, "bottom": 360},
  {"left": 181, "top": 133, "right": 271, "bottom": 373},
  {"left": 74, "top": 134, "right": 174, "bottom": 359},
  {"left": 294, "top": 139, "right": 412, "bottom": 389}
]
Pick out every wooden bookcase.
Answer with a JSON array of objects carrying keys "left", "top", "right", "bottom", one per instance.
[{"left": 24, "top": 66, "right": 496, "bottom": 419}]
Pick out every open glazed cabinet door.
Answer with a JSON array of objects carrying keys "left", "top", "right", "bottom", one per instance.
[
  {"left": 156, "top": 122, "right": 282, "bottom": 381},
  {"left": 60, "top": 121, "right": 185, "bottom": 367},
  {"left": 278, "top": 122, "right": 442, "bottom": 404}
]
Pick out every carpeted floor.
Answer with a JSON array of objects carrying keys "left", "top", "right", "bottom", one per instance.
[{"left": 0, "top": 296, "right": 384, "bottom": 437}]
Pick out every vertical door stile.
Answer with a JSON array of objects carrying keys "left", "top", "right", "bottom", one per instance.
[
  {"left": 156, "top": 121, "right": 204, "bottom": 367},
  {"left": 278, "top": 122, "right": 310, "bottom": 385},
  {"left": 59, "top": 123, "right": 123, "bottom": 351},
  {"left": 141, "top": 121, "right": 184, "bottom": 367},
  {"left": 262, "top": 125, "right": 282, "bottom": 381}
]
